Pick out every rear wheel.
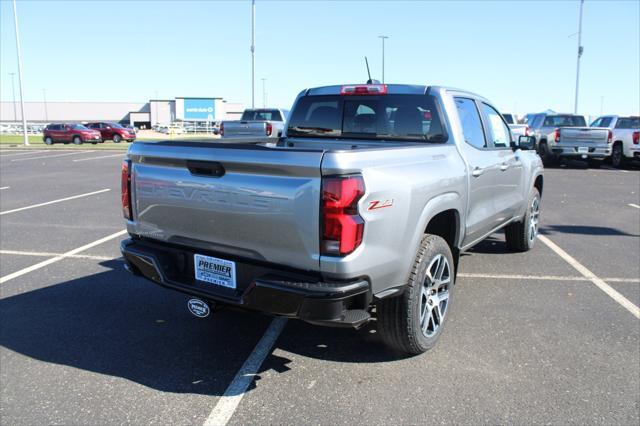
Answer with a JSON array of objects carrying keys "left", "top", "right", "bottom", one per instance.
[
  {"left": 505, "top": 188, "right": 540, "bottom": 252},
  {"left": 113, "top": 134, "right": 122, "bottom": 143},
  {"left": 611, "top": 142, "right": 624, "bottom": 168},
  {"left": 538, "top": 141, "right": 554, "bottom": 166},
  {"left": 73, "top": 136, "right": 82, "bottom": 145},
  {"left": 44, "top": 137, "right": 53, "bottom": 145},
  {"left": 377, "top": 234, "right": 454, "bottom": 355}
]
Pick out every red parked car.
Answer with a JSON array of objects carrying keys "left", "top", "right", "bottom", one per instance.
[
  {"left": 42, "top": 123, "right": 102, "bottom": 145},
  {"left": 85, "top": 122, "right": 136, "bottom": 143}
]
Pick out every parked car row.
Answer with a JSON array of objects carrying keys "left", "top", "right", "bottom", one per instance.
[
  {"left": 42, "top": 122, "right": 136, "bottom": 145},
  {"left": 505, "top": 112, "right": 639, "bottom": 168}
]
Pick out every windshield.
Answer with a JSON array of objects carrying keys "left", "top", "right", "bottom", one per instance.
[
  {"left": 241, "top": 109, "right": 283, "bottom": 121},
  {"left": 287, "top": 94, "right": 447, "bottom": 143},
  {"left": 108, "top": 123, "right": 124, "bottom": 129},
  {"left": 615, "top": 117, "right": 640, "bottom": 129},
  {"left": 543, "top": 115, "right": 586, "bottom": 127},
  {"left": 71, "top": 124, "right": 89, "bottom": 130}
]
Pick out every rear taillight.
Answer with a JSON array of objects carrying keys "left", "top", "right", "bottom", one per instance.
[
  {"left": 219, "top": 122, "right": 224, "bottom": 136},
  {"left": 266, "top": 122, "right": 273, "bottom": 136},
  {"left": 121, "top": 160, "right": 132, "bottom": 220},
  {"left": 340, "top": 84, "right": 388, "bottom": 96},
  {"left": 525, "top": 126, "right": 530, "bottom": 136},
  {"left": 554, "top": 128, "right": 560, "bottom": 143},
  {"left": 321, "top": 175, "right": 365, "bottom": 256},
  {"left": 607, "top": 129, "right": 613, "bottom": 144},
  {"left": 633, "top": 131, "right": 639, "bottom": 145}
]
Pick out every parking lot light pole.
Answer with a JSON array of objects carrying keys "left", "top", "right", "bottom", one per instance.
[
  {"left": 251, "top": 0, "right": 255, "bottom": 108},
  {"left": 379, "top": 35, "right": 389, "bottom": 84},
  {"left": 9, "top": 73, "right": 17, "bottom": 122},
  {"left": 42, "top": 89, "right": 48, "bottom": 122},
  {"left": 12, "top": 0, "right": 29, "bottom": 146},
  {"left": 261, "top": 78, "right": 266, "bottom": 108},
  {"left": 573, "top": 0, "right": 584, "bottom": 114}
]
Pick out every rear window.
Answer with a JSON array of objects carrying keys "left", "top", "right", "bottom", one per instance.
[
  {"left": 241, "top": 109, "right": 283, "bottom": 121},
  {"left": 543, "top": 115, "right": 586, "bottom": 127},
  {"left": 502, "top": 114, "right": 514, "bottom": 124},
  {"left": 287, "top": 95, "right": 447, "bottom": 143},
  {"left": 615, "top": 117, "right": 640, "bottom": 129}
]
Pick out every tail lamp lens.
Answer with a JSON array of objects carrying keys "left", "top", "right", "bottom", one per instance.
[
  {"left": 266, "top": 122, "right": 273, "bottom": 136},
  {"left": 607, "top": 130, "right": 613, "bottom": 143},
  {"left": 321, "top": 175, "right": 365, "bottom": 256},
  {"left": 633, "top": 131, "right": 639, "bottom": 145},
  {"left": 121, "top": 160, "right": 132, "bottom": 220},
  {"left": 554, "top": 128, "right": 560, "bottom": 142},
  {"left": 219, "top": 122, "right": 224, "bottom": 136}
]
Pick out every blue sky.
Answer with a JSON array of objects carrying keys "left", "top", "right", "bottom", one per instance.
[{"left": 1, "top": 0, "right": 638, "bottom": 117}]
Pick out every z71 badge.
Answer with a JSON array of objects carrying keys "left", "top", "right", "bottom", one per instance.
[{"left": 368, "top": 199, "right": 394, "bottom": 210}]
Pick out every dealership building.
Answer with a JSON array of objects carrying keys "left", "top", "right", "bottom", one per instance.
[{"left": 0, "top": 97, "right": 244, "bottom": 128}]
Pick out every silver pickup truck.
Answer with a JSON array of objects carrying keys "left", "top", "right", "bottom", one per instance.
[
  {"left": 220, "top": 108, "right": 288, "bottom": 139},
  {"left": 528, "top": 113, "right": 611, "bottom": 165},
  {"left": 120, "top": 84, "right": 543, "bottom": 354}
]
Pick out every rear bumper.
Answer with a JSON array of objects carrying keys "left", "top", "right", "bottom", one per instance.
[
  {"left": 551, "top": 144, "right": 611, "bottom": 158},
  {"left": 120, "top": 238, "right": 372, "bottom": 328}
]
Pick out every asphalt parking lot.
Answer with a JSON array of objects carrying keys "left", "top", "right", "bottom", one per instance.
[{"left": 1, "top": 148, "right": 639, "bottom": 425}]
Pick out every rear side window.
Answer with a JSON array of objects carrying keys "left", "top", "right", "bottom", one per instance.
[
  {"left": 454, "top": 97, "right": 486, "bottom": 149},
  {"left": 615, "top": 117, "right": 640, "bottom": 129},
  {"left": 287, "top": 94, "right": 447, "bottom": 143},
  {"left": 241, "top": 109, "right": 283, "bottom": 121},
  {"left": 543, "top": 115, "right": 586, "bottom": 127},
  {"left": 480, "top": 103, "right": 511, "bottom": 148},
  {"left": 502, "top": 114, "right": 514, "bottom": 124}
]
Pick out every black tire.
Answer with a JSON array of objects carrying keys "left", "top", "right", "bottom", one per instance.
[
  {"left": 44, "top": 137, "right": 53, "bottom": 145},
  {"left": 537, "top": 141, "right": 554, "bottom": 166},
  {"left": 377, "top": 234, "right": 455, "bottom": 355},
  {"left": 611, "top": 142, "right": 624, "bottom": 168},
  {"left": 113, "top": 134, "right": 122, "bottom": 143},
  {"left": 73, "top": 136, "right": 82, "bottom": 145},
  {"left": 505, "top": 188, "right": 540, "bottom": 252}
]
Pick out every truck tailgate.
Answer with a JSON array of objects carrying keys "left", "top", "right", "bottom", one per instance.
[
  {"left": 223, "top": 121, "right": 267, "bottom": 138},
  {"left": 128, "top": 142, "right": 323, "bottom": 271},
  {"left": 559, "top": 127, "right": 609, "bottom": 145}
]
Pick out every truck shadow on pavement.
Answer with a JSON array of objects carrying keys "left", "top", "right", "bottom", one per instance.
[
  {"left": 0, "top": 259, "right": 291, "bottom": 396},
  {"left": 0, "top": 259, "right": 410, "bottom": 397}
]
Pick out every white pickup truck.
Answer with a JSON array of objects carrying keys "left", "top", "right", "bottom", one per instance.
[
  {"left": 502, "top": 112, "right": 529, "bottom": 141},
  {"left": 220, "top": 108, "right": 289, "bottom": 139},
  {"left": 590, "top": 115, "right": 640, "bottom": 167}
]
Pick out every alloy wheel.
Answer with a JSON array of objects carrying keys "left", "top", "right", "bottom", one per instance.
[{"left": 419, "top": 254, "right": 451, "bottom": 338}]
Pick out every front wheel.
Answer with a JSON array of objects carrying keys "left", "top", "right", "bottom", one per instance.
[
  {"left": 73, "top": 136, "right": 82, "bottom": 145},
  {"left": 377, "top": 234, "right": 454, "bottom": 355},
  {"left": 505, "top": 188, "right": 540, "bottom": 252},
  {"left": 44, "top": 137, "right": 53, "bottom": 145},
  {"left": 113, "top": 134, "right": 122, "bottom": 143}
]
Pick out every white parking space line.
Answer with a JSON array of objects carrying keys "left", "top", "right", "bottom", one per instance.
[
  {"left": 73, "top": 153, "right": 125, "bottom": 162},
  {"left": 0, "top": 150, "right": 48, "bottom": 157},
  {"left": 203, "top": 317, "right": 288, "bottom": 426},
  {"left": 628, "top": 203, "right": 640, "bottom": 209},
  {"left": 0, "top": 249, "right": 113, "bottom": 261},
  {"left": 0, "top": 230, "right": 127, "bottom": 284},
  {"left": 538, "top": 235, "right": 640, "bottom": 319},
  {"left": 0, "top": 188, "right": 110, "bottom": 215},
  {"left": 458, "top": 273, "right": 640, "bottom": 283},
  {"left": 11, "top": 151, "right": 94, "bottom": 162},
  {"left": 0, "top": 186, "right": 9, "bottom": 190}
]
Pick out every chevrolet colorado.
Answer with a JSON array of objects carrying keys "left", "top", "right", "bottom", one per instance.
[{"left": 120, "top": 84, "right": 544, "bottom": 354}]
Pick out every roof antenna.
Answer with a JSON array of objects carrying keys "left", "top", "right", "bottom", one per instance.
[{"left": 364, "top": 56, "right": 380, "bottom": 84}]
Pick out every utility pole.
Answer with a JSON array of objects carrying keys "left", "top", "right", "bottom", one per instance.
[
  {"left": 379, "top": 35, "right": 389, "bottom": 84},
  {"left": 574, "top": 0, "right": 584, "bottom": 114},
  {"left": 261, "top": 78, "right": 266, "bottom": 108},
  {"left": 251, "top": 0, "right": 256, "bottom": 108},
  {"left": 12, "top": 0, "right": 29, "bottom": 145},
  {"left": 600, "top": 96, "right": 604, "bottom": 115},
  {"left": 9, "top": 73, "right": 17, "bottom": 122},
  {"left": 42, "top": 89, "right": 48, "bottom": 122}
]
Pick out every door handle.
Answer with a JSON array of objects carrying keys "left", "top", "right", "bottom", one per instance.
[
  {"left": 500, "top": 162, "right": 509, "bottom": 171},
  {"left": 472, "top": 167, "right": 484, "bottom": 177}
]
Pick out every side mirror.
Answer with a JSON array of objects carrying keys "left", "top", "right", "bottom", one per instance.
[{"left": 517, "top": 135, "right": 536, "bottom": 151}]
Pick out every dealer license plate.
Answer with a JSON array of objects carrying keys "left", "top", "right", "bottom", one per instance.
[{"left": 194, "top": 254, "right": 236, "bottom": 289}]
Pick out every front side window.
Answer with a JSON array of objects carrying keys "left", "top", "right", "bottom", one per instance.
[
  {"left": 454, "top": 97, "right": 486, "bottom": 149},
  {"left": 287, "top": 94, "right": 447, "bottom": 143},
  {"left": 480, "top": 103, "right": 511, "bottom": 148}
]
